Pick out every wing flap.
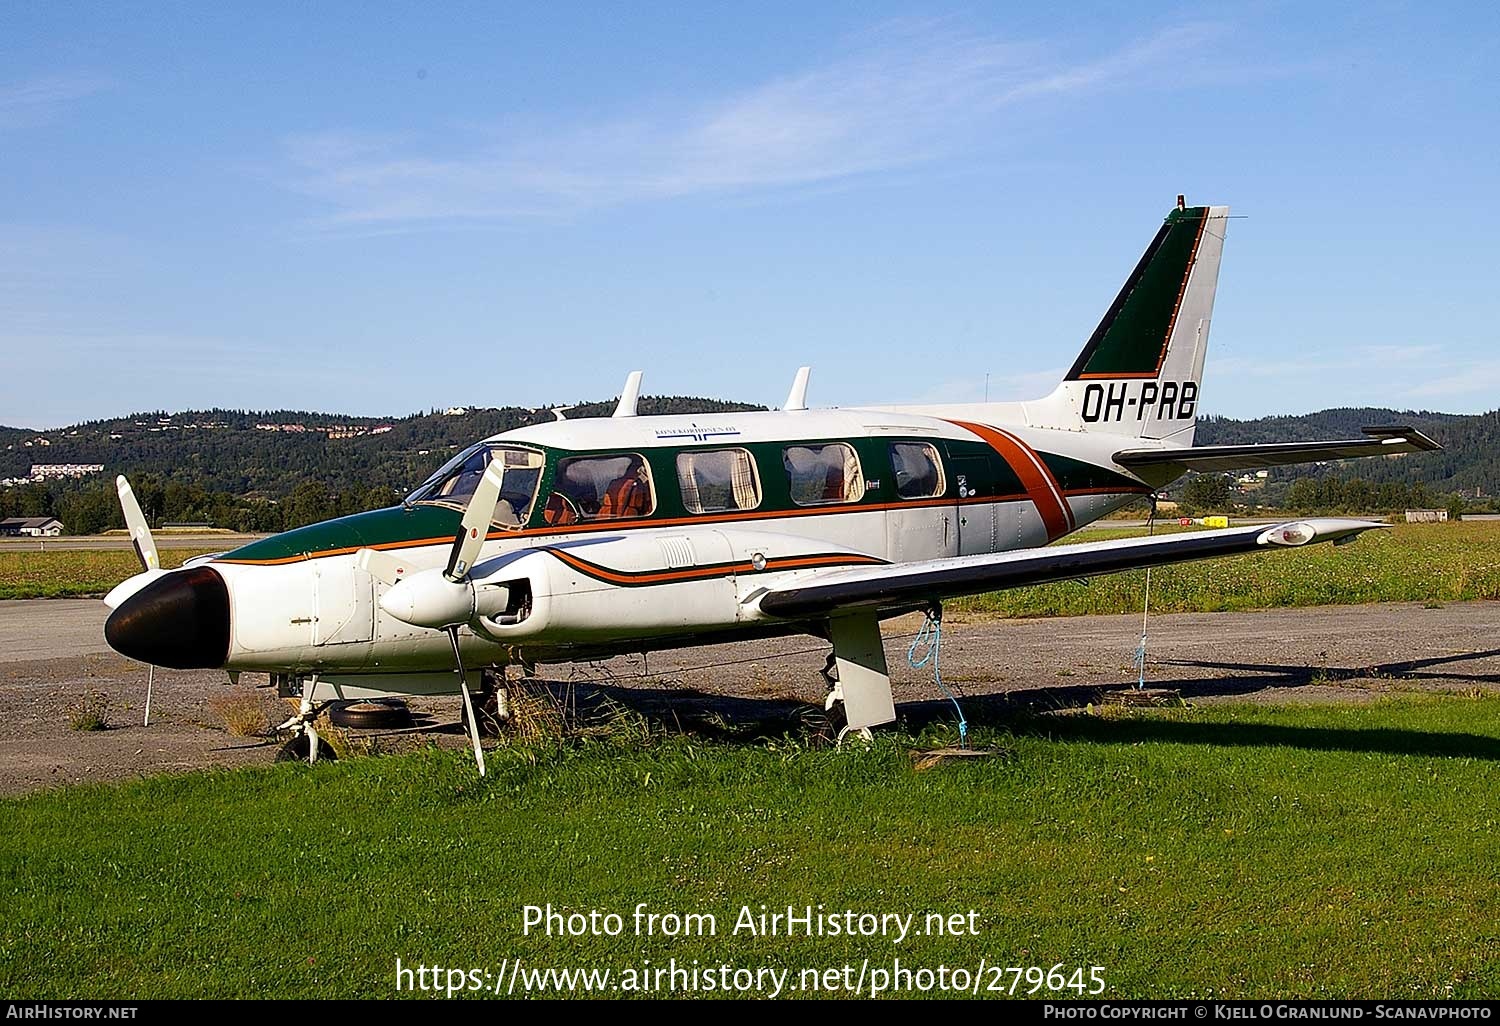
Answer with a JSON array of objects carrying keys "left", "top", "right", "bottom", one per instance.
[
  {"left": 1114, "top": 426, "right": 1440, "bottom": 474},
  {"left": 756, "top": 518, "right": 1384, "bottom": 619}
]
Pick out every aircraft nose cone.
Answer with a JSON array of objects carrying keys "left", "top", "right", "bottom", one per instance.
[{"left": 104, "top": 565, "right": 231, "bottom": 670}]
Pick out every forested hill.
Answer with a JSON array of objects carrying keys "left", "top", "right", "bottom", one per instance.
[
  {"left": 2, "top": 400, "right": 1494, "bottom": 532},
  {"left": 0, "top": 397, "right": 763, "bottom": 499},
  {"left": 1195, "top": 407, "right": 1500, "bottom": 495}
]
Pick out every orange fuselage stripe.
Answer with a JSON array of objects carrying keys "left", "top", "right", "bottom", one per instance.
[
  {"left": 947, "top": 420, "right": 1074, "bottom": 541},
  {"left": 545, "top": 548, "right": 884, "bottom": 586}
]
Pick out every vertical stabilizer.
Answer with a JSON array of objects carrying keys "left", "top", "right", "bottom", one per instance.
[{"left": 1040, "top": 203, "right": 1228, "bottom": 443}]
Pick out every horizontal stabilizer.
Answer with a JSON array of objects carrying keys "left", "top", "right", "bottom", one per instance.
[
  {"left": 1114, "top": 426, "right": 1440, "bottom": 475},
  {"left": 757, "top": 518, "right": 1384, "bottom": 619}
]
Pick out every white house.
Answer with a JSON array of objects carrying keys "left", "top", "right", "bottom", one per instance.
[{"left": 0, "top": 517, "right": 64, "bottom": 537}]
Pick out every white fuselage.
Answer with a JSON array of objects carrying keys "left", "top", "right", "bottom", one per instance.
[{"left": 203, "top": 405, "right": 1156, "bottom": 689}]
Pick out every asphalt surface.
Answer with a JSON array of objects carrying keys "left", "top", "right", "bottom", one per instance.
[{"left": 0, "top": 597, "right": 1495, "bottom": 796}]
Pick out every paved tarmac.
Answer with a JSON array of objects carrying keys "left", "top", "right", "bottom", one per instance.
[{"left": 1, "top": 597, "right": 1494, "bottom": 795}]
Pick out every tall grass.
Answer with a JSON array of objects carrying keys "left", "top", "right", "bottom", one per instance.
[
  {"left": 0, "top": 549, "right": 218, "bottom": 599},
  {"left": 2, "top": 695, "right": 1499, "bottom": 998},
  {"left": 3, "top": 523, "right": 1497, "bottom": 616},
  {"left": 953, "top": 521, "right": 1500, "bottom": 617}
]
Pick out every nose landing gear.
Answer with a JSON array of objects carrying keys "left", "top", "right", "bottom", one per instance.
[{"left": 272, "top": 674, "right": 335, "bottom": 764}]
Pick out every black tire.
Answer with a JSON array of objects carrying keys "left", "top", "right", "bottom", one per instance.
[
  {"left": 796, "top": 704, "right": 836, "bottom": 747},
  {"left": 329, "top": 699, "right": 414, "bottom": 730},
  {"left": 275, "top": 733, "right": 338, "bottom": 763}
]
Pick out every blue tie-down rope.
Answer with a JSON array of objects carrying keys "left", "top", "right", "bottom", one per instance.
[{"left": 907, "top": 608, "right": 968, "bottom": 748}]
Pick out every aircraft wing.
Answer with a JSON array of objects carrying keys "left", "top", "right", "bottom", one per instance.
[
  {"left": 755, "top": 518, "right": 1381, "bottom": 619},
  {"left": 1113, "top": 426, "right": 1440, "bottom": 475}
]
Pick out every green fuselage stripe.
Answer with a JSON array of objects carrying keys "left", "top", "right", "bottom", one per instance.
[{"left": 216, "top": 435, "right": 1146, "bottom": 564}]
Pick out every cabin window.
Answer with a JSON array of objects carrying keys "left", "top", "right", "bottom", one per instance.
[
  {"left": 783, "top": 443, "right": 866, "bottom": 506},
  {"left": 544, "top": 453, "right": 655, "bottom": 525},
  {"left": 889, "top": 441, "right": 945, "bottom": 500},
  {"left": 677, "top": 448, "right": 761, "bottom": 514}
]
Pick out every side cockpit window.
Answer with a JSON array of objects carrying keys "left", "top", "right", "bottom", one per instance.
[
  {"left": 889, "top": 441, "right": 945, "bottom": 500},
  {"left": 406, "top": 444, "right": 543, "bottom": 529},
  {"left": 544, "top": 454, "right": 655, "bottom": 525},
  {"left": 783, "top": 443, "right": 866, "bottom": 506}
]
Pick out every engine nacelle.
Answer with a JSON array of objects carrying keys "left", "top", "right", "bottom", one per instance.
[{"left": 379, "top": 569, "right": 511, "bottom": 629}]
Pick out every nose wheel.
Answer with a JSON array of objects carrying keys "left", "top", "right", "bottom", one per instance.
[
  {"left": 275, "top": 730, "right": 337, "bottom": 764},
  {"left": 274, "top": 679, "right": 334, "bottom": 764}
]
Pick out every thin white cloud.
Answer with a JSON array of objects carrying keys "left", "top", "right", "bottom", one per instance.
[
  {"left": 283, "top": 21, "right": 1224, "bottom": 229},
  {"left": 900, "top": 367, "right": 1066, "bottom": 406},
  {"left": 1209, "top": 343, "right": 1441, "bottom": 379},
  {"left": 0, "top": 74, "right": 111, "bottom": 130},
  {"left": 1209, "top": 342, "right": 1500, "bottom": 411},
  {"left": 1405, "top": 359, "right": 1500, "bottom": 400}
]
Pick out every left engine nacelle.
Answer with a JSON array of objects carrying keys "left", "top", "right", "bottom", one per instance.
[{"left": 379, "top": 568, "right": 510, "bottom": 630}]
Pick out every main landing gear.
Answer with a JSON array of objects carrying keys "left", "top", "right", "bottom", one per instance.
[{"left": 819, "top": 612, "right": 895, "bottom": 746}]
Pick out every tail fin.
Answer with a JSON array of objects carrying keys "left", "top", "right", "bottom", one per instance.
[{"left": 1043, "top": 202, "right": 1228, "bottom": 443}]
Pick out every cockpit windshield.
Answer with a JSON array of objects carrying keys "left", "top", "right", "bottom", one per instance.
[{"left": 405, "top": 444, "right": 545, "bottom": 529}]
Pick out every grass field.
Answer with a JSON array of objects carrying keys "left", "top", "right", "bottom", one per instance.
[
  {"left": 7, "top": 522, "right": 1496, "bottom": 616},
  {"left": 0, "top": 549, "right": 218, "bottom": 599},
  {"left": 3, "top": 695, "right": 1498, "bottom": 999},
  {"left": 955, "top": 521, "right": 1500, "bottom": 617}
]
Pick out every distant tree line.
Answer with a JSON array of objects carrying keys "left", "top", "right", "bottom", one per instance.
[
  {"left": 1173, "top": 473, "right": 1481, "bottom": 519},
  {"left": 0, "top": 397, "right": 763, "bottom": 534},
  {"left": 5, "top": 399, "right": 1494, "bottom": 534},
  {"left": 0, "top": 477, "right": 400, "bottom": 535}
]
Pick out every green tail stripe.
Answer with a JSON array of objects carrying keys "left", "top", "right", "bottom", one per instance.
[{"left": 1066, "top": 206, "right": 1208, "bottom": 380}]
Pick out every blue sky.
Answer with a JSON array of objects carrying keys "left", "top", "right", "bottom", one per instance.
[{"left": 3, "top": 2, "right": 1497, "bottom": 428}]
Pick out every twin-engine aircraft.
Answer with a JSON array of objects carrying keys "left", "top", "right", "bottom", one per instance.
[{"left": 102, "top": 201, "right": 1439, "bottom": 770}]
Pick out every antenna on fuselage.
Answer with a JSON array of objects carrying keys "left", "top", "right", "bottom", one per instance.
[
  {"left": 613, "top": 370, "right": 644, "bottom": 418},
  {"left": 784, "top": 366, "right": 812, "bottom": 411}
]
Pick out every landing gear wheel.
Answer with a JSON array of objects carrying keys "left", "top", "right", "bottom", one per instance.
[
  {"left": 823, "top": 695, "right": 875, "bottom": 748},
  {"left": 836, "top": 725, "right": 875, "bottom": 747},
  {"left": 795, "top": 703, "right": 833, "bottom": 745},
  {"left": 275, "top": 733, "right": 336, "bottom": 763}
]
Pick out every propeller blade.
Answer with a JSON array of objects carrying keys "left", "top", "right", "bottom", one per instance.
[
  {"left": 354, "top": 547, "right": 410, "bottom": 587},
  {"left": 116, "top": 476, "right": 159, "bottom": 572},
  {"left": 445, "top": 459, "right": 506, "bottom": 582},
  {"left": 447, "top": 627, "right": 487, "bottom": 776}
]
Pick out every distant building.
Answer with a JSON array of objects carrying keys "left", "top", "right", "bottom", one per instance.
[
  {"left": 0, "top": 517, "right": 63, "bottom": 537},
  {"left": 324, "top": 424, "right": 395, "bottom": 439},
  {"left": 30, "top": 463, "right": 105, "bottom": 481},
  {"left": 444, "top": 407, "right": 470, "bottom": 416},
  {"left": 1405, "top": 509, "right": 1449, "bottom": 523}
]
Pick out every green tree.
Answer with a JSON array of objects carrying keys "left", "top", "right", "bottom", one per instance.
[
  {"left": 286, "top": 481, "right": 336, "bottom": 528},
  {"left": 1178, "top": 474, "right": 1234, "bottom": 515}
]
